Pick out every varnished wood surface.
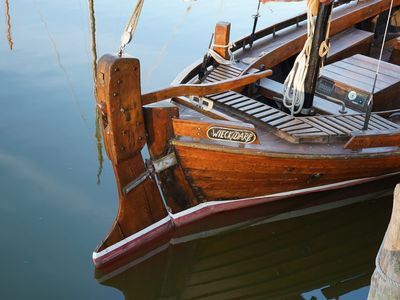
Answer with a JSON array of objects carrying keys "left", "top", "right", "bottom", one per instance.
[
  {"left": 141, "top": 69, "right": 272, "bottom": 105},
  {"left": 321, "top": 54, "right": 400, "bottom": 111},
  {"left": 322, "top": 54, "right": 400, "bottom": 92},
  {"left": 173, "top": 141, "right": 400, "bottom": 201},
  {"left": 238, "top": 0, "right": 400, "bottom": 73},
  {"left": 345, "top": 129, "right": 400, "bottom": 149},
  {"left": 326, "top": 27, "right": 373, "bottom": 64},
  {"left": 213, "top": 22, "right": 231, "bottom": 60},
  {"left": 95, "top": 55, "right": 167, "bottom": 252},
  {"left": 172, "top": 117, "right": 259, "bottom": 144}
]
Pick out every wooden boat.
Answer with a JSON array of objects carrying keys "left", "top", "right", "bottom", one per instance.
[
  {"left": 96, "top": 190, "right": 393, "bottom": 299},
  {"left": 93, "top": 0, "right": 400, "bottom": 267}
]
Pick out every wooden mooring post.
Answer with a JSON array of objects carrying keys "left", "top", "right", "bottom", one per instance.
[{"left": 368, "top": 184, "right": 400, "bottom": 299}]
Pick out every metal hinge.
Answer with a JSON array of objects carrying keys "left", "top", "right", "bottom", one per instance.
[
  {"left": 190, "top": 96, "right": 214, "bottom": 111},
  {"left": 122, "top": 152, "right": 178, "bottom": 196}
]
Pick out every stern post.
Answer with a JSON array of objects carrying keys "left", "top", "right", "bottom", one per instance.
[{"left": 94, "top": 54, "right": 168, "bottom": 256}]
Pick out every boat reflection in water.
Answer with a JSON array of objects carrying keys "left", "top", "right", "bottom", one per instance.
[{"left": 95, "top": 176, "right": 397, "bottom": 299}]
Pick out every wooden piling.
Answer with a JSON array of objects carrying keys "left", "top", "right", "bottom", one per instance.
[{"left": 368, "top": 184, "right": 400, "bottom": 299}]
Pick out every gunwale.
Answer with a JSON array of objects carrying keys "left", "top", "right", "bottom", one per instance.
[{"left": 172, "top": 138, "right": 400, "bottom": 159}]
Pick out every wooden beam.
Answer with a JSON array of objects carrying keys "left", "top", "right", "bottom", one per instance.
[
  {"left": 344, "top": 129, "right": 400, "bottom": 150},
  {"left": 142, "top": 69, "right": 272, "bottom": 105}
]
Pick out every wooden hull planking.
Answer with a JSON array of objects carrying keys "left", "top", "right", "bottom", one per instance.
[{"left": 174, "top": 141, "right": 400, "bottom": 200}]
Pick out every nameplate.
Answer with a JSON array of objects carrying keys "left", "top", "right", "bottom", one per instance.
[{"left": 206, "top": 126, "right": 257, "bottom": 144}]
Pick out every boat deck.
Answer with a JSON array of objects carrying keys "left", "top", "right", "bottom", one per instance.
[{"left": 201, "top": 64, "right": 400, "bottom": 144}]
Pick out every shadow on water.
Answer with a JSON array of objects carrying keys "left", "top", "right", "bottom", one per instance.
[{"left": 95, "top": 179, "right": 396, "bottom": 300}]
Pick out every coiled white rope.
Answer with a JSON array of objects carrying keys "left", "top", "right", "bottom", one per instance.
[
  {"left": 208, "top": 42, "right": 236, "bottom": 65},
  {"left": 282, "top": 1, "right": 331, "bottom": 115}
]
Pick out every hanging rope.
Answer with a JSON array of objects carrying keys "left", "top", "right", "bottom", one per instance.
[
  {"left": 282, "top": 0, "right": 332, "bottom": 115},
  {"left": 118, "top": 0, "right": 145, "bottom": 56},
  {"left": 208, "top": 42, "right": 237, "bottom": 65}
]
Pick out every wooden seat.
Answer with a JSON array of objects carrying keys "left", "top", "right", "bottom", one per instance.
[
  {"left": 327, "top": 27, "right": 373, "bottom": 64},
  {"left": 258, "top": 77, "right": 360, "bottom": 115},
  {"left": 202, "top": 64, "right": 244, "bottom": 83}
]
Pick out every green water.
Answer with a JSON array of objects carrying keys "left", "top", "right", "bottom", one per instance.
[{"left": 0, "top": 0, "right": 392, "bottom": 299}]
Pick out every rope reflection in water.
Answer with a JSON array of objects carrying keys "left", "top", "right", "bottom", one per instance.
[
  {"left": 5, "top": 0, "right": 13, "bottom": 50},
  {"left": 88, "top": 0, "right": 104, "bottom": 184}
]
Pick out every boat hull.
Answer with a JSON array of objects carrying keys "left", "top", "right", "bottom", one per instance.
[
  {"left": 93, "top": 172, "right": 400, "bottom": 269},
  {"left": 174, "top": 141, "right": 400, "bottom": 201}
]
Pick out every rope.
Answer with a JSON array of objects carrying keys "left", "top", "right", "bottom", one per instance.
[
  {"left": 118, "top": 0, "right": 145, "bottom": 56},
  {"left": 363, "top": 0, "right": 394, "bottom": 129},
  {"left": 282, "top": 2, "right": 332, "bottom": 115},
  {"left": 208, "top": 42, "right": 236, "bottom": 65}
]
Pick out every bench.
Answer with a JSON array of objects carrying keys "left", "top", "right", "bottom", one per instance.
[
  {"left": 258, "top": 77, "right": 360, "bottom": 115},
  {"left": 327, "top": 27, "right": 373, "bottom": 64}
]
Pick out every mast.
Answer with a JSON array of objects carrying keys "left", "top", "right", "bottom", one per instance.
[{"left": 302, "top": 1, "right": 334, "bottom": 114}]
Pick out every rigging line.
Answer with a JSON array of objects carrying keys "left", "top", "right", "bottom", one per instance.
[
  {"left": 88, "top": 0, "right": 104, "bottom": 185},
  {"left": 363, "top": 0, "right": 395, "bottom": 130},
  {"left": 5, "top": 0, "right": 13, "bottom": 50},
  {"left": 118, "top": 0, "right": 145, "bottom": 55},
  {"left": 143, "top": 2, "right": 193, "bottom": 87},
  {"left": 31, "top": 0, "right": 88, "bottom": 127}
]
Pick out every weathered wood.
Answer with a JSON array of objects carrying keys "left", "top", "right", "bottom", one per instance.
[
  {"left": 173, "top": 117, "right": 259, "bottom": 144},
  {"left": 317, "top": 54, "right": 400, "bottom": 113},
  {"left": 303, "top": 2, "right": 334, "bottom": 111},
  {"left": 141, "top": 69, "right": 272, "bottom": 105},
  {"left": 144, "top": 101, "right": 198, "bottom": 211},
  {"left": 96, "top": 54, "right": 146, "bottom": 163},
  {"left": 390, "top": 37, "right": 400, "bottom": 65},
  {"left": 326, "top": 27, "right": 373, "bottom": 64},
  {"left": 368, "top": 184, "right": 400, "bottom": 299},
  {"left": 213, "top": 22, "right": 231, "bottom": 60},
  {"left": 345, "top": 130, "right": 400, "bottom": 150},
  {"left": 172, "top": 96, "right": 240, "bottom": 122}
]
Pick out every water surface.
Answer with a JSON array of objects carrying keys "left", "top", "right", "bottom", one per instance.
[{"left": 0, "top": 0, "right": 391, "bottom": 299}]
